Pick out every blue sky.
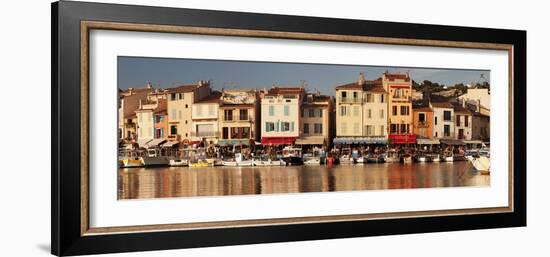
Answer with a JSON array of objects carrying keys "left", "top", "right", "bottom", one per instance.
[{"left": 118, "top": 56, "right": 490, "bottom": 96}]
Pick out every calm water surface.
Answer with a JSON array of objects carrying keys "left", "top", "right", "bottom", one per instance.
[{"left": 117, "top": 162, "right": 489, "bottom": 200}]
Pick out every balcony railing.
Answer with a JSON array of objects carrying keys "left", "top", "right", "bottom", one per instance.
[
  {"left": 167, "top": 134, "right": 181, "bottom": 141},
  {"left": 190, "top": 131, "right": 220, "bottom": 137},
  {"left": 338, "top": 97, "right": 362, "bottom": 103}
]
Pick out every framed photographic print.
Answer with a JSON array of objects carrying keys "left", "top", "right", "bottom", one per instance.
[{"left": 51, "top": 1, "right": 526, "bottom": 256}]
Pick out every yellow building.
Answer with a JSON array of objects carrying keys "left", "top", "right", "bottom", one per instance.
[
  {"left": 382, "top": 72, "right": 413, "bottom": 136},
  {"left": 166, "top": 80, "right": 211, "bottom": 143},
  {"left": 297, "top": 92, "right": 333, "bottom": 148},
  {"left": 191, "top": 91, "right": 222, "bottom": 145},
  {"left": 218, "top": 89, "right": 260, "bottom": 146},
  {"left": 334, "top": 73, "right": 388, "bottom": 145}
]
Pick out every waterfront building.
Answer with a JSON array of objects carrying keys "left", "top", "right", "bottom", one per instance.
[
  {"left": 191, "top": 91, "right": 222, "bottom": 145},
  {"left": 430, "top": 101, "right": 455, "bottom": 139},
  {"left": 382, "top": 72, "right": 415, "bottom": 144},
  {"left": 166, "top": 80, "right": 211, "bottom": 143},
  {"left": 412, "top": 105, "right": 433, "bottom": 139},
  {"left": 260, "top": 86, "right": 304, "bottom": 145},
  {"left": 118, "top": 84, "right": 153, "bottom": 141},
  {"left": 472, "top": 112, "right": 490, "bottom": 141},
  {"left": 453, "top": 104, "right": 472, "bottom": 140},
  {"left": 218, "top": 89, "right": 260, "bottom": 147},
  {"left": 334, "top": 73, "right": 388, "bottom": 145},
  {"left": 458, "top": 88, "right": 490, "bottom": 115},
  {"left": 297, "top": 92, "right": 333, "bottom": 149},
  {"left": 135, "top": 98, "right": 167, "bottom": 146}
]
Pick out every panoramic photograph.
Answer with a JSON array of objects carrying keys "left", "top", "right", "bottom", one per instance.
[{"left": 117, "top": 57, "right": 491, "bottom": 200}]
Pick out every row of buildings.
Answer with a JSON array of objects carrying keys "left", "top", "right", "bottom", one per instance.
[{"left": 118, "top": 72, "right": 490, "bottom": 150}]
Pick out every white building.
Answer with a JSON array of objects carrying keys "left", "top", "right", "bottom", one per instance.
[
  {"left": 191, "top": 91, "right": 221, "bottom": 144},
  {"left": 430, "top": 101, "right": 455, "bottom": 139},
  {"left": 454, "top": 104, "right": 472, "bottom": 140},
  {"left": 458, "top": 88, "right": 490, "bottom": 115},
  {"left": 260, "top": 87, "right": 304, "bottom": 145}
]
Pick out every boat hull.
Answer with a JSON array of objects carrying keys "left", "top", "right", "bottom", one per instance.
[
  {"left": 120, "top": 158, "right": 144, "bottom": 168},
  {"left": 140, "top": 156, "right": 169, "bottom": 166}
]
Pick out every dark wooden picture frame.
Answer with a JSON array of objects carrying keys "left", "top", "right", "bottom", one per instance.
[{"left": 52, "top": 1, "right": 526, "bottom": 256}]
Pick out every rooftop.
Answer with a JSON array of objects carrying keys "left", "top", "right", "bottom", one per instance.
[
  {"left": 430, "top": 101, "right": 454, "bottom": 108},
  {"left": 195, "top": 91, "right": 222, "bottom": 104}
]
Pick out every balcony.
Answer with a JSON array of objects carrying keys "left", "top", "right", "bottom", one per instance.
[
  {"left": 167, "top": 134, "right": 181, "bottom": 141},
  {"left": 416, "top": 121, "right": 429, "bottom": 127},
  {"left": 338, "top": 97, "right": 362, "bottom": 104},
  {"left": 190, "top": 131, "right": 220, "bottom": 138}
]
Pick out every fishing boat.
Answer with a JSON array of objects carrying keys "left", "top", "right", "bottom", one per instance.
[
  {"left": 254, "top": 157, "right": 284, "bottom": 166},
  {"left": 469, "top": 156, "right": 490, "bottom": 174},
  {"left": 140, "top": 148, "right": 169, "bottom": 166},
  {"left": 222, "top": 153, "right": 254, "bottom": 167},
  {"left": 366, "top": 153, "right": 385, "bottom": 163},
  {"left": 282, "top": 156, "right": 304, "bottom": 166},
  {"left": 384, "top": 149, "right": 400, "bottom": 163},
  {"left": 168, "top": 158, "right": 188, "bottom": 167},
  {"left": 189, "top": 159, "right": 213, "bottom": 168},
  {"left": 401, "top": 153, "right": 413, "bottom": 164},
  {"left": 118, "top": 149, "right": 144, "bottom": 168},
  {"left": 355, "top": 156, "right": 366, "bottom": 164},
  {"left": 442, "top": 151, "right": 454, "bottom": 162},
  {"left": 415, "top": 151, "right": 431, "bottom": 162},
  {"left": 303, "top": 157, "right": 321, "bottom": 165}
]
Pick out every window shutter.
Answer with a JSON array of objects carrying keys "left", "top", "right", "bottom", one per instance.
[{"left": 291, "top": 122, "right": 294, "bottom": 132}]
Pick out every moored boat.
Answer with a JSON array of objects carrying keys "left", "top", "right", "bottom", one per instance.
[
  {"left": 168, "top": 158, "right": 188, "bottom": 167},
  {"left": 366, "top": 153, "right": 385, "bottom": 163},
  {"left": 189, "top": 160, "right": 213, "bottom": 168},
  {"left": 303, "top": 157, "right": 321, "bottom": 165},
  {"left": 384, "top": 149, "right": 400, "bottom": 163},
  {"left": 469, "top": 156, "right": 490, "bottom": 174},
  {"left": 118, "top": 149, "right": 144, "bottom": 168},
  {"left": 442, "top": 151, "right": 454, "bottom": 162},
  {"left": 282, "top": 156, "right": 304, "bottom": 166},
  {"left": 401, "top": 153, "right": 413, "bottom": 164}
]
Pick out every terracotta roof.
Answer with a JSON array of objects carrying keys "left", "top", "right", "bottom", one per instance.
[
  {"left": 167, "top": 84, "right": 200, "bottom": 93},
  {"left": 383, "top": 72, "right": 411, "bottom": 82},
  {"left": 195, "top": 91, "right": 222, "bottom": 104},
  {"left": 120, "top": 88, "right": 153, "bottom": 118},
  {"left": 413, "top": 106, "right": 432, "bottom": 112},
  {"left": 453, "top": 104, "right": 472, "bottom": 115},
  {"left": 365, "top": 85, "right": 387, "bottom": 93},
  {"left": 335, "top": 82, "right": 363, "bottom": 90},
  {"left": 430, "top": 101, "right": 454, "bottom": 108},
  {"left": 266, "top": 87, "right": 304, "bottom": 95},
  {"left": 153, "top": 99, "right": 167, "bottom": 113}
]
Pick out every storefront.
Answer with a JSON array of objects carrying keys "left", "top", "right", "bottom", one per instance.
[
  {"left": 260, "top": 137, "right": 297, "bottom": 146},
  {"left": 388, "top": 134, "right": 417, "bottom": 145}
]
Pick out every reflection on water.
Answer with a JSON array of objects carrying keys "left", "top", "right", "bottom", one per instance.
[{"left": 117, "top": 162, "right": 490, "bottom": 200}]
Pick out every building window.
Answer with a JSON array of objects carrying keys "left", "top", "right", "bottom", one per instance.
[
  {"left": 456, "top": 115, "right": 461, "bottom": 126},
  {"left": 366, "top": 94, "right": 373, "bottom": 103},
  {"left": 435, "top": 116, "right": 438, "bottom": 125},
  {"left": 281, "top": 122, "right": 293, "bottom": 132},
  {"left": 340, "top": 106, "right": 348, "bottom": 116},
  {"left": 353, "top": 123, "right": 360, "bottom": 134},
  {"left": 366, "top": 125, "right": 373, "bottom": 136},
  {"left": 224, "top": 109, "right": 233, "bottom": 121},
  {"left": 380, "top": 94, "right": 385, "bottom": 103},
  {"left": 400, "top": 124, "right": 406, "bottom": 134},
  {"left": 368, "top": 109, "right": 372, "bottom": 118},
  {"left": 266, "top": 122, "right": 275, "bottom": 132},
  {"left": 314, "top": 123, "right": 322, "bottom": 134},
  {"left": 400, "top": 106, "right": 409, "bottom": 115},
  {"left": 353, "top": 106, "right": 360, "bottom": 116},
  {"left": 171, "top": 109, "right": 176, "bottom": 120},
  {"left": 239, "top": 109, "right": 248, "bottom": 120},
  {"left": 208, "top": 105, "right": 215, "bottom": 116},
  {"left": 444, "top": 111, "right": 452, "bottom": 121},
  {"left": 170, "top": 93, "right": 177, "bottom": 101},
  {"left": 185, "top": 104, "right": 188, "bottom": 108},
  {"left": 419, "top": 113, "right": 426, "bottom": 124},
  {"left": 222, "top": 127, "right": 229, "bottom": 139},
  {"left": 170, "top": 125, "right": 177, "bottom": 135},
  {"left": 465, "top": 116, "right": 469, "bottom": 127},
  {"left": 304, "top": 123, "right": 309, "bottom": 134},
  {"left": 379, "top": 109, "right": 384, "bottom": 118},
  {"left": 341, "top": 91, "right": 347, "bottom": 98},
  {"left": 309, "top": 109, "right": 315, "bottom": 117},
  {"left": 269, "top": 106, "right": 275, "bottom": 116},
  {"left": 301, "top": 109, "right": 304, "bottom": 117},
  {"left": 380, "top": 125, "right": 385, "bottom": 136},
  {"left": 444, "top": 124, "right": 451, "bottom": 137},
  {"left": 353, "top": 91, "right": 358, "bottom": 99},
  {"left": 319, "top": 109, "right": 323, "bottom": 117},
  {"left": 392, "top": 106, "right": 397, "bottom": 115},
  {"left": 284, "top": 105, "right": 290, "bottom": 116},
  {"left": 390, "top": 124, "right": 397, "bottom": 134}
]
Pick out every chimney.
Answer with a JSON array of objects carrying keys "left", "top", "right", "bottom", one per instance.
[
  {"left": 358, "top": 72, "right": 366, "bottom": 86},
  {"left": 146, "top": 82, "right": 152, "bottom": 89}
]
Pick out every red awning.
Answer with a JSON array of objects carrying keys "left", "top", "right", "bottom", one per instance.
[
  {"left": 389, "top": 134, "right": 417, "bottom": 144},
  {"left": 261, "top": 137, "right": 297, "bottom": 145}
]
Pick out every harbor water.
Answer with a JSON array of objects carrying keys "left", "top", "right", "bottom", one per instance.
[{"left": 118, "top": 161, "right": 490, "bottom": 200}]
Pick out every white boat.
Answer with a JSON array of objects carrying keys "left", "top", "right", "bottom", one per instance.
[
  {"left": 470, "top": 156, "right": 491, "bottom": 174},
  {"left": 168, "top": 158, "right": 188, "bottom": 167},
  {"left": 223, "top": 153, "right": 254, "bottom": 167},
  {"left": 254, "top": 158, "right": 284, "bottom": 166},
  {"left": 428, "top": 153, "right": 441, "bottom": 162},
  {"left": 415, "top": 152, "right": 431, "bottom": 162},
  {"left": 339, "top": 154, "right": 353, "bottom": 164},
  {"left": 443, "top": 151, "right": 454, "bottom": 162},
  {"left": 304, "top": 157, "right": 321, "bottom": 165},
  {"left": 384, "top": 150, "right": 400, "bottom": 163},
  {"left": 401, "top": 154, "right": 413, "bottom": 164},
  {"left": 355, "top": 156, "right": 366, "bottom": 164}
]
